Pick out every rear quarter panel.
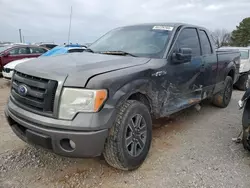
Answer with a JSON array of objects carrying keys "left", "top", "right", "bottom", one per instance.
[{"left": 216, "top": 50, "right": 240, "bottom": 84}]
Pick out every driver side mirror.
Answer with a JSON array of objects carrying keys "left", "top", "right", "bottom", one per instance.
[
  {"left": 3, "top": 51, "right": 10, "bottom": 57},
  {"left": 172, "top": 48, "right": 192, "bottom": 64}
]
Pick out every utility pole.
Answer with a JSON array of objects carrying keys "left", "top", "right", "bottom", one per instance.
[
  {"left": 23, "top": 36, "right": 25, "bottom": 43},
  {"left": 19, "top": 29, "right": 22, "bottom": 43},
  {"left": 67, "top": 6, "right": 73, "bottom": 45}
]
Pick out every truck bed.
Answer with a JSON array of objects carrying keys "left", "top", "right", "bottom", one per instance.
[{"left": 216, "top": 49, "right": 240, "bottom": 84}]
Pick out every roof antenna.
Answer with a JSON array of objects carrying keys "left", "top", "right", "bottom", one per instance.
[{"left": 67, "top": 6, "right": 73, "bottom": 45}]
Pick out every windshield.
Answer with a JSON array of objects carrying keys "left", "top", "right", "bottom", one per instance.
[
  {"left": 240, "top": 50, "right": 249, "bottom": 60},
  {"left": 0, "top": 46, "right": 10, "bottom": 53},
  {"left": 41, "top": 46, "right": 68, "bottom": 57},
  {"left": 89, "top": 25, "right": 172, "bottom": 58}
]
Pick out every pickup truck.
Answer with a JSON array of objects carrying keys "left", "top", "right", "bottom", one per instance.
[{"left": 5, "top": 23, "right": 240, "bottom": 170}]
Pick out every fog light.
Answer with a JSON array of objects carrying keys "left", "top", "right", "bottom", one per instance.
[
  {"left": 69, "top": 140, "right": 76, "bottom": 149},
  {"left": 60, "top": 138, "right": 75, "bottom": 151}
]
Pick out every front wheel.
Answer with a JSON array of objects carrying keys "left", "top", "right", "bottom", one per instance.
[
  {"left": 103, "top": 100, "right": 152, "bottom": 170},
  {"left": 212, "top": 76, "right": 233, "bottom": 108}
]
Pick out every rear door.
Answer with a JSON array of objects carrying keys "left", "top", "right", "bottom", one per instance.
[
  {"left": 2, "top": 47, "right": 30, "bottom": 66},
  {"left": 198, "top": 29, "right": 218, "bottom": 94}
]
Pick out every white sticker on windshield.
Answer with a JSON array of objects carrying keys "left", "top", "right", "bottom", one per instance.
[{"left": 152, "top": 26, "right": 174, "bottom": 31}]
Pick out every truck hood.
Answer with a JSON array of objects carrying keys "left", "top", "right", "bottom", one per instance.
[{"left": 15, "top": 52, "right": 150, "bottom": 87}]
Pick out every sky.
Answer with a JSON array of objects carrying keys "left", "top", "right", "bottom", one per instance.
[{"left": 0, "top": 0, "right": 249, "bottom": 44}]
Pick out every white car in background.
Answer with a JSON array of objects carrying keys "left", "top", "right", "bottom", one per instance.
[
  {"left": 2, "top": 44, "right": 86, "bottom": 79},
  {"left": 2, "top": 58, "right": 34, "bottom": 79}
]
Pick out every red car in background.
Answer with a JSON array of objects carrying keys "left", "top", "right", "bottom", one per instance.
[{"left": 0, "top": 45, "right": 48, "bottom": 71}]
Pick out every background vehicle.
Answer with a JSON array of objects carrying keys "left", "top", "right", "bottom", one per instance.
[
  {"left": 5, "top": 23, "right": 240, "bottom": 170},
  {"left": 2, "top": 44, "right": 86, "bottom": 79},
  {"left": 220, "top": 47, "right": 250, "bottom": 90},
  {"left": 38, "top": 43, "right": 58, "bottom": 50},
  {"left": 0, "top": 45, "right": 48, "bottom": 72}
]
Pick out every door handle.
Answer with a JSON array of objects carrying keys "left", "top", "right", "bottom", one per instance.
[{"left": 200, "top": 64, "right": 205, "bottom": 72}]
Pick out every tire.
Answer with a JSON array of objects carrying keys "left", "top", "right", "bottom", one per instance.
[
  {"left": 235, "top": 74, "right": 249, "bottom": 91},
  {"left": 103, "top": 100, "right": 152, "bottom": 170},
  {"left": 242, "top": 127, "right": 250, "bottom": 151},
  {"left": 212, "top": 76, "right": 233, "bottom": 108}
]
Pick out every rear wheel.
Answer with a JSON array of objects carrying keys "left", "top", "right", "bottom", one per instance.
[
  {"left": 103, "top": 100, "right": 152, "bottom": 170},
  {"left": 242, "top": 127, "right": 250, "bottom": 151},
  {"left": 212, "top": 76, "right": 233, "bottom": 108},
  {"left": 235, "top": 74, "right": 250, "bottom": 91}
]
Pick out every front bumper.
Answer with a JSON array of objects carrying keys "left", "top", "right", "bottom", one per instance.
[{"left": 5, "top": 100, "right": 112, "bottom": 158}]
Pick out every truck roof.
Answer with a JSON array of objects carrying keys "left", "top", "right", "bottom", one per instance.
[{"left": 124, "top": 23, "right": 206, "bottom": 30}]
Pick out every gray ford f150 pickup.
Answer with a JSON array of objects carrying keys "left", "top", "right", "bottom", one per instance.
[{"left": 5, "top": 23, "right": 240, "bottom": 170}]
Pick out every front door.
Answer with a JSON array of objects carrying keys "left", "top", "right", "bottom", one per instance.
[{"left": 161, "top": 27, "right": 203, "bottom": 116}]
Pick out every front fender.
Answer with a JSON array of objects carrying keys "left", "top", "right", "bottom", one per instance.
[{"left": 110, "top": 79, "right": 152, "bottom": 107}]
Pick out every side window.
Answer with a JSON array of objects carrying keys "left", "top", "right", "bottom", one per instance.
[
  {"left": 30, "top": 47, "right": 47, "bottom": 54},
  {"left": 9, "top": 47, "right": 30, "bottom": 55},
  {"left": 39, "top": 48, "right": 48, "bottom": 53},
  {"left": 210, "top": 34, "right": 217, "bottom": 49},
  {"left": 199, "top": 30, "right": 212, "bottom": 55},
  {"left": 68, "top": 49, "right": 85, "bottom": 53},
  {"left": 174, "top": 28, "right": 201, "bottom": 57},
  {"left": 46, "top": 45, "right": 57, "bottom": 49},
  {"left": 9, "top": 48, "right": 19, "bottom": 55}
]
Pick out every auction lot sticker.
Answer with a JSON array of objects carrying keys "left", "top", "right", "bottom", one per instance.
[{"left": 152, "top": 26, "right": 174, "bottom": 31}]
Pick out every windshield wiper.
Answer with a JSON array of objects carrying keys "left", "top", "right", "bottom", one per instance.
[
  {"left": 99, "top": 51, "right": 137, "bottom": 57},
  {"left": 85, "top": 48, "right": 95, "bottom": 53}
]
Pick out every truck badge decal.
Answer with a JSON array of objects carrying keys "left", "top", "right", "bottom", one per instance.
[
  {"left": 152, "top": 71, "right": 167, "bottom": 77},
  {"left": 18, "top": 84, "right": 28, "bottom": 96}
]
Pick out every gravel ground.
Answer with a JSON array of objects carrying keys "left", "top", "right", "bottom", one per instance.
[{"left": 1, "top": 79, "right": 250, "bottom": 188}]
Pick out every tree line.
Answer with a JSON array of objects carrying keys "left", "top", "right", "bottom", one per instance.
[{"left": 212, "top": 17, "right": 250, "bottom": 48}]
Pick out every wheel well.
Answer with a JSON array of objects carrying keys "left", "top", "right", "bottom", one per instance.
[
  {"left": 128, "top": 92, "right": 152, "bottom": 112},
  {"left": 228, "top": 69, "right": 235, "bottom": 81}
]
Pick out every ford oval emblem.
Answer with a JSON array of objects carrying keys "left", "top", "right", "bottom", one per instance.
[{"left": 18, "top": 84, "right": 28, "bottom": 96}]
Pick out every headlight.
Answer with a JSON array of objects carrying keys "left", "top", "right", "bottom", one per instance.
[{"left": 59, "top": 88, "right": 107, "bottom": 120}]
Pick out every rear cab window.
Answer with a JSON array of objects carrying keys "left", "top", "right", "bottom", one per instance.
[{"left": 199, "top": 30, "right": 213, "bottom": 55}]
